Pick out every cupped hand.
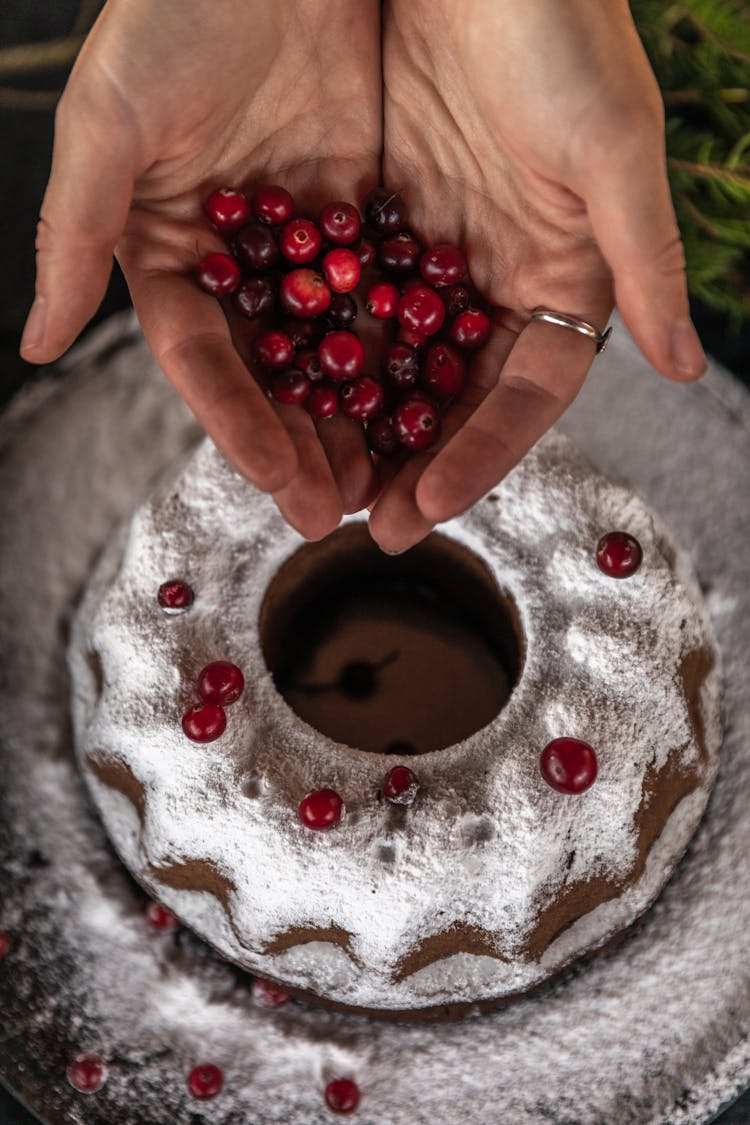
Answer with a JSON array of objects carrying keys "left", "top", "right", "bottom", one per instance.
[
  {"left": 370, "top": 0, "right": 707, "bottom": 553},
  {"left": 20, "top": 0, "right": 381, "bottom": 540}
]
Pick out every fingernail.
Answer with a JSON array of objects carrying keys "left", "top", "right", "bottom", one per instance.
[
  {"left": 20, "top": 297, "right": 47, "bottom": 354},
  {"left": 671, "top": 317, "right": 707, "bottom": 378}
]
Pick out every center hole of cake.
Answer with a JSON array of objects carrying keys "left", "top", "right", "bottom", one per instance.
[{"left": 259, "top": 524, "right": 522, "bottom": 755}]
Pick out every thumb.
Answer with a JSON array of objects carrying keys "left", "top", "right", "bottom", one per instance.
[
  {"left": 585, "top": 134, "right": 706, "bottom": 383},
  {"left": 20, "top": 89, "right": 134, "bottom": 363}
]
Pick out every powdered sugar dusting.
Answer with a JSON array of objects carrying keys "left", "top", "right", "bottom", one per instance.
[
  {"left": 68, "top": 380, "right": 720, "bottom": 1011},
  {"left": 0, "top": 311, "right": 747, "bottom": 1124}
]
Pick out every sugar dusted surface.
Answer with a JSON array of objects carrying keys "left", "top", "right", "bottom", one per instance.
[
  {"left": 69, "top": 402, "right": 720, "bottom": 1011},
  {"left": 0, "top": 311, "right": 748, "bottom": 1124}
]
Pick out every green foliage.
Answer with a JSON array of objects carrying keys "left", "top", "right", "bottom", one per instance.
[{"left": 632, "top": 0, "right": 750, "bottom": 322}]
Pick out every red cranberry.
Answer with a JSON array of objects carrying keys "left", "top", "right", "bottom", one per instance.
[
  {"left": 353, "top": 235, "right": 377, "bottom": 268},
  {"left": 187, "top": 1063, "right": 223, "bottom": 1099},
  {"left": 146, "top": 902, "right": 180, "bottom": 932},
  {"left": 198, "top": 661, "right": 245, "bottom": 705},
  {"left": 195, "top": 252, "right": 241, "bottom": 297},
  {"left": 365, "top": 186, "right": 406, "bottom": 236},
  {"left": 326, "top": 293, "right": 358, "bottom": 330},
  {"left": 204, "top": 187, "right": 251, "bottom": 234},
  {"left": 0, "top": 931, "right": 10, "bottom": 959},
  {"left": 420, "top": 243, "right": 467, "bottom": 287},
  {"left": 340, "top": 376, "right": 384, "bottom": 422},
  {"left": 397, "top": 285, "right": 446, "bottom": 337},
  {"left": 366, "top": 281, "right": 400, "bottom": 319},
  {"left": 233, "top": 222, "right": 279, "bottom": 271},
  {"left": 422, "top": 342, "right": 467, "bottom": 400},
  {"left": 182, "top": 703, "right": 226, "bottom": 743},
  {"left": 394, "top": 395, "right": 441, "bottom": 450},
  {"left": 596, "top": 532, "right": 643, "bottom": 578},
  {"left": 280, "top": 218, "right": 323, "bottom": 265},
  {"left": 280, "top": 270, "right": 332, "bottom": 318},
  {"left": 253, "top": 184, "right": 295, "bottom": 226},
  {"left": 252, "top": 977, "right": 291, "bottom": 1008},
  {"left": 379, "top": 231, "right": 422, "bottom": 274},
  {"left": 366, "top": 414, "right": 399, "bottom": 456},
  {"left": 255, "top": 329, "right": 294, "bottom": 370},
  {"left": 384, "top": 342, "right": 419, "bottom": 390},
  {"left": 318, "top": 331, "right": 365, "bottom": 381},
  {"left": 306, "top": 384, "right": 339, "bottom": 419},
  {"left": 298, "top": 788, "right": 344, "bottom": 829},
  {"left": 540, "top": 738, "right": 598, "bottom": 794},
  {"left": 271, "top": 369, "right": 311, "bottom": 405},
  {"left": 319, "top": 201, "right": 361, "bottom": 245},
  {"left": 448, "top": 307, "right": 491, "bottom": 349},
  {"left": 325, "top": 1078, "right": 360, "bottom": 1114},
  {"left": 383, "top": 765, "right": 419, "bottom": 806},
  {"left": 322, "top": 248, "right": 361, "bottom": 293},
  {"left": 442, "top": 283, "right": 472, "bottom": 318},
  {"left": 235, "top": 276, "right": 275, "bottom": 320},
  {"left": 67, "top": 1054, "right": 108, "bottom": 1094},
  {"left": 282, "top": 317, "right": 320, "bottom": 349},
  {"left": 296, "top": 349, "right": 323, "bottom": 382},
  {"left": 158, "top": 580, "right": 194, "bottom": 611}
]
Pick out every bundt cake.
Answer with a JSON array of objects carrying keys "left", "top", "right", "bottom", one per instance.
[{"left": 68, "top": 430, "right": 721, "bottom": 1020}]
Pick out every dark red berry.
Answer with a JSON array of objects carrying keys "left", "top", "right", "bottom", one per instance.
[
  {"left": 384, "top": 342, "right": 418, "bottom": 390},
  {"left": 326, "top": 293, "right": 358, "bottom": 330},
  {"left": 182, "top": 703, "right": 226, "bottom": 743},
  {"left": 280, "top": 270, "right": 332, "bottom": 318},
  {"left": 252, "top": 977, "right": 291, "bottom": 1008},
  {"left": 146, "top": 902, "right": 180, "bottom": 932},
  {"left": 298, "top": 788, "right": 343, "bottom": 829},
  {"left": 67, "top": 1054, "right": 108, "bottom": 1094},
  {"left": 322, "top": 248, "right": 361, "bottom": 293},
  {"left": 198, "top": 661, "right": 245, "bottom": 705},
  {"left": 397, "top": 285, "right": 446, "bottom": 337},
  {"left": 235, "top": 276, "right": 275, "bottom": 320},
  {"left": 233, "top": 222, "right": 279, "bottom": 271},
  {"left": 422, "top": 342, "right": 467, "bottom": 400},
  {"left": 448, "top": 307, "right": 491, "bottom": 349},
  {"left": 442, "top": 284, "right": 472, "bottom": 318},
  {"left": 366, "top": 414, "right": 399, "bottom": 456},
  {"left": 353, "top": 235, "right": 376, "bottom": 268},
  {"left": 282, "top": 317, "right": 320, "bottom": 349},
  {"left": 204, "top": 187, "right": 251, "bottom": 234},
  {"left": 319, "top": 201, "right": 361, "bottom": 246},
  {"left": 280, "top": 218, "right": 322, "bottom": 265},
  {"left": 296, "top": 349, "right": 323, "bottom": 382},
  {"left": 596, "top": 532, "right": 643, "bottom": 578},
  {"left": 306, "top": 384, "right": 339, "bottom": 419},
  {"left": 540, "top": 738, "right": 598, "bottom": 794},
  {"left": 187, "top": 1063, "right": 223, "bottom": 1099},
  {"left": 255, "top": 329, "right": 294, "bottom": 370},
  {"left": 365, "top": 187, "right": 406, "bottom": 236},
  {"left": 325, "top": 1078, "right": 360, "bottom": 1114},
  {"left": 318, "top": 331, "right": 365, "bottom": 381},
  {"left": 379, "top": 231, "right": 421, "bottom": 274},
  {"left": 0, "top": 931, "right": 10, "bottom": 959},
  {"left": 253, "top": 184, "right": 294, "bottom": 226},
  {"left": 420, "top": 243, "right": 467, "bottom": 287},
  {"left": 383, "top": 765, "right": 419, "bottom": 806},
  {"left": 340, "top": 376, "right": 384, "bottom": 422},
  {"left": 158, "top": 580, "right": 194, "bottom": 611},
  {"left": 366, "top": 281, "right": 400, "bottom": 319},
  {"left": 271, "top": 369, "right": 311, "bottom": 405},
  {"left": 195, "top": 252, "right": 241, "bottom": 296},
  {"left": 393, "top": 395, "right": 441, "bottom": 450}
]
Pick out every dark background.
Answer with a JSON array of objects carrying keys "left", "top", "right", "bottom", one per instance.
[{"left": 1, "top": 5, "right": 748, "bottom": 1123}]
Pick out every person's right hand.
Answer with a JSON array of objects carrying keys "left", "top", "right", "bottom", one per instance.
[{"left": 20, "top": 0, "right": 382, "bottom": 541}]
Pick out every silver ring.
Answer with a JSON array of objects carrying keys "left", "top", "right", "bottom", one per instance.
[{"left": 530, "top": 308, "right": 612, "bottom": 355}]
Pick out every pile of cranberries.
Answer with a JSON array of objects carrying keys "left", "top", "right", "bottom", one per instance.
[{"left": 195, "top": 184, "right": 492, "bottom": 454}]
